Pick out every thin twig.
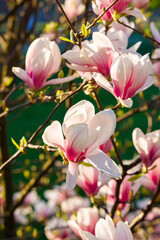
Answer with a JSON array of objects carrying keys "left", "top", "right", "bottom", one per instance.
[
  {"left": 0, "top": 80, "right": 87, "bottom": 172},
  {"left": 129, "top": 180, "right": 160, "bottom": 231},
  {"left": 117, "top": 19, "right": 160, "bottom": 46}
]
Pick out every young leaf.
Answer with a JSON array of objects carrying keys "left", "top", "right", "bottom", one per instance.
[
  {"left": 11, "top": 138, "right": 20, "bottom": 150},
  {"left": 81, "top": 24, "right": 88, "bottom": 37},
  {"left": 59, "top": 36, "right": 74, "bottom": 44},
  {"left": 128, "top": 173, "right": 144, "bottom": 182}
]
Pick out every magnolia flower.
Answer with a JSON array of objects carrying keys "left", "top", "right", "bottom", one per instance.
[
  {"left": 68, "top": 207, "right": 99, "bottom": 238},
  {"left": 80, "top": 214, "right": 133, "bottom": 240},
  {"left": 62, "top": 32, "right": 118, "bottom": 80},
  {"left": 105, "top": 176, "right": 132, "bottom": 210},
  {"left": 45, "top": 218, "right": 72, "bottom": 240},
  {"left": 92, "top": 0, "right": 146, "bottom": 22},
  {"left": 135, "top": 158, "right": 160, "bottom": 192},
  {"left": 42, "top": 100, "right": 121, "bottom": 189},
  {"left": 132, "top": 128, "right": 160, "bottom": 167},
  {"left": 77, "top": 164, "right": 110, "bottom": 196},
  {"left": 61, "top": 196, "right": 90, "bottom": 214},
  {"left": 34, "top": 200, "right": 54, "bottom": 221},
  {"left": 94, "top": 52, "right": 154, "bottom": 107},
  {"left": 12, "top": 37, "right": 76, "bottom": 90},
  {"left": 63, "top": 0, "right": 85, "bottom": 19}
]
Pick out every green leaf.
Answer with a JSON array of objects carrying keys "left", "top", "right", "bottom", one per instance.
[
  {"left": 81, "top": 24, "right": 88, "bottom": 37},
  {"left": 11, "top": 138, "right": 20, "bottom": 150},
  {"left": 128, "top": 173, "right": 144, "bottom": 182},
  {"left": 59, "top": 36, "right": 74, "bottom": 44}
]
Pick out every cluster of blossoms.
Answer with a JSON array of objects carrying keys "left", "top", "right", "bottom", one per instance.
[{"left": 9, "top": 0, "right": 160, "bottom": 239}]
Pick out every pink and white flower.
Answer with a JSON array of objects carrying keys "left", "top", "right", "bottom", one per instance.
[
  {"left": 42, "top": 100, "right": 121, "bottom": 189},
  {"left": 77, "top": 164, "right": 110, "bottom": 196},
  {"left": 12, "top": 37, "right": 76, "bottom": 90},
  {"left": 63, "top": 0, "right": 85, "bottom": 19},
  {"left": 68, "top": 207, "right": 99, "bottom": 238},
  {"left": 80, "top": 214, "right": 133, "bottom": 240},
  {"left": 93, "top": 52, "right": 154, "bottom": 107},
  {"left": 62, "top": 32, "right": 118, "bottom": 80},
  {"left": 92, "top": 0, "right": 146, "bottom": 23},
  {"left": 132, "top": 128, "right": 160, "bottom": 167}
]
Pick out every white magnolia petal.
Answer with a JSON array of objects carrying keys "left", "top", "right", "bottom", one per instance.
[
  {"left": 12, "top": 67, "right": 34, "bottom": 89},
  {"left": 68, "top": 220, "right": 81, "bottom": 237},
  {"left": 79, "top": 231, "right": 98, "bottom": 240},
  {"left": 42, "top": 121, "right": 64, "bottom": 150},
  {"left": 65, "top": 124, "right": 88, "bottom": 154},
  {"left": 135, "top": 76, "right": 155, "bottom": 95},
  {"left": 128, "top": 41, "right": 141, "bottom": 52},
  {"left": 122, "top": 7, "right": 146, "bottom": 21},
  {"left": 45, "top": 74, "right": 78, "bottom": 86},
  {"left": 96, "top": 217, "right": 115, "bottom": 240},
  {"left": 49, "top": 41, "right": 61, "bottom": 73},
  {"left": 93, "top": 72, "right": 114, "bottom": 94},
  {"left": 87, "top": 109, "right": 116, "bottom": 153},
  {"left": 87, "top": 149, "right": 121, "bottom": 179},
  {"left": 132, "top": 128, "right": 148, "bottom": 156},
  {"left": 63, "top": 100, "right": 95, "bottom": 134},
  {"left": 115, "top": 221, "right": 133, "bottom": 240},
  {"left": 150, "top": 22, "right": 160, "bottom": 42},
  {"left": 66, "top": 161, "right": 79, "bottom": 190},
  {"left": 118, "top": 98, "right": 133, "bottom": 108},
  {"left": 25, "top": 38, "right": 44, "bottom": 73}
]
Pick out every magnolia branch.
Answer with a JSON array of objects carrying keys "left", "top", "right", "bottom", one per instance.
[
  {"left": 117, "top": 19, "right": 160, "bottom": 46},
  {"left": 0, "top": 80, "right": 87, "bottom": 172},
  {"left": 129, "top": 180, "right": 160, "bottom": 231}
]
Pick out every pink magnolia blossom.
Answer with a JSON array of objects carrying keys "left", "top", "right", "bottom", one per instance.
[
  {"left": 45, "top": 218, "right": 72, "bottom": 240},
  {"left": 77, "top": 164, "right": 110, "bottom": 196},
  {"left": 42, "top": 100, "right": 121, "bottom": 189},
  {"left": 12, "top": 37, "right": 76, "bottom": 90},
  {"left": 63, "top": 0, "right": 85, "bottom": 19},
  {"left": 106, "top": 176, "right": 132, "bottom": 210},
  {"left": 62, "top": 32, "right": 118, "bottom": 80},
  {"left": 136, "top": 158, "right": 160, "bottom": 192},
  {"left": 92, "top": 0, "right": 146, "bottom": 22},
  {"left": 80, "top": 214, "right": 133, "bottom": 240},
  {"left": 61, "top": 196, "right": 90, "bottom": 215},
  {"left": 132, "top": 128, "right": 160, "bottom": 167},
  {"left": 93, "top": 52, "right": 154, "bottom": 107},
  {"left": 68, "top": 207, "right": 99, "bottom": 238}
]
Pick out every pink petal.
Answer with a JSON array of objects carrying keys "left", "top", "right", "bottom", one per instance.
[
  {"left": 66, "top": 161, "right": 79, "bottom": 189},
  {"left": 122, "top": 7, "right": 146, "bottom": 21},
  {"left": 63, "top": 100, "right": 95, "bottom": 134},
  {"left": 65, "top": 124, "right": 88, "bottom": 160},
  {"left": 45, "top": 74, "right": 78, "bottom": 86},
  {"left": 86, "top": 109, "right": 116, "bottom": 153},
  {"left": 115, "top": 221, "right": 133, "bottom": 240},
  {"left": 68, "top": 220, "right": 81, "bottom": 238},
  {"left": 132, "top": 128, "right": 149, "bottom": 156},
  {"left": 80, "top": 231, "right": 98, "bottom": 240},
  {"left": 150, "top": 22, "right": 160, "bottom": 42},
  {"left": 95, "top": 217, "right": 115, "bottom": 240},
  {"left": 86, "top": 149, "right": 121, "bottom": 179},
  {"left": 25, "top": 38, "right": 45, "bottom": 73},
  {"left": 93, "top": 73, "right": 114, "bottom": 95},
  {"left": 42, "top": 121, "right": 64, "bottom": 150},
  {"left": 12, "top": 67, "right": 34, "bottom": 89}
]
